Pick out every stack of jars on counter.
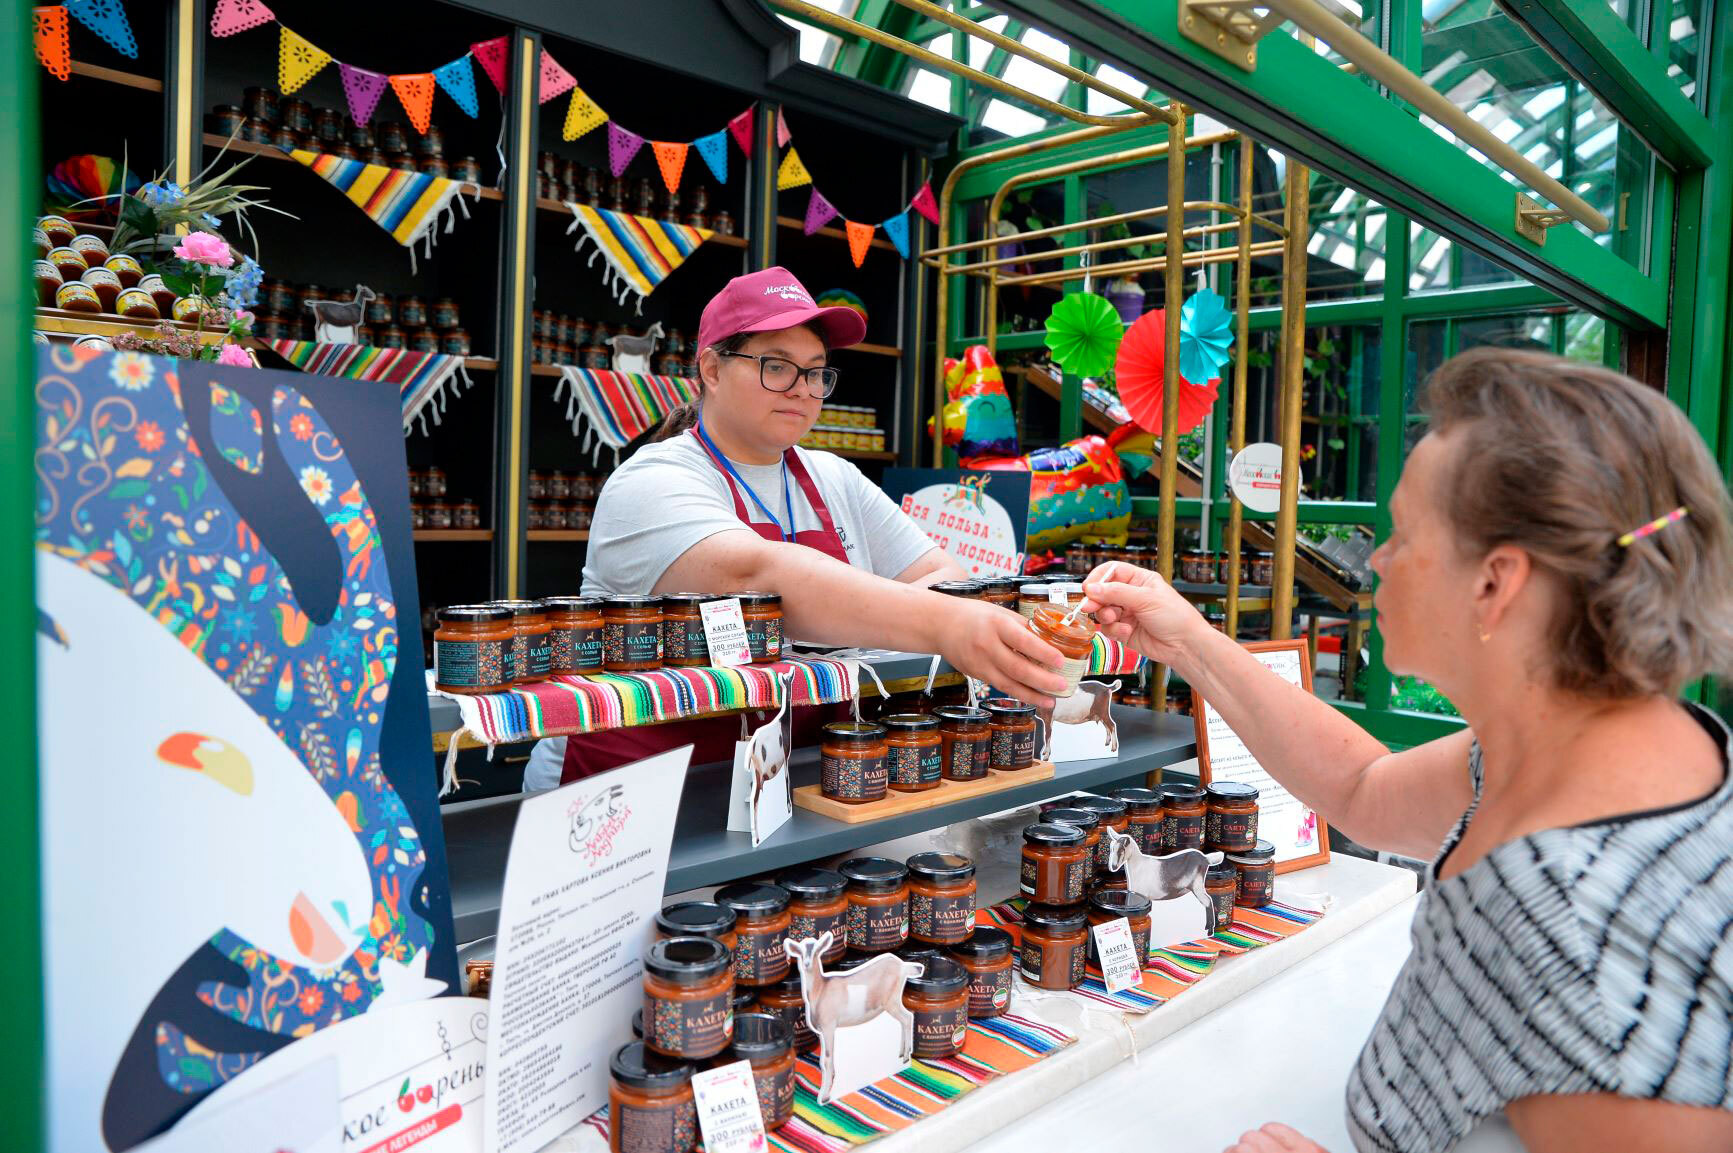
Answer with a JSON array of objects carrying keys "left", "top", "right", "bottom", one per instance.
[
  {"left": 536, "top": 150, "right": 735, "bottom": 236},
  {"left": 209, "top": 88, "right": 482, "bottom": 183},
  {"left": 799, "top": 404, "right": 887, "bottom": 454},
  {"left": 252, "top": 279, "right": 472, "bottom": 356},
  {"left": 528, "top": 315, "right": 694, "bottom": 376},
  {"left": 408, "top": 467, "right": 483, "bottom": 531},
  {"left": 431, "top": 592, "right": 787, "bottom": 694},
  {"left": 34, "top": 215, "right": 194, "bottom": 323},
  {"left": 527, "top": 468, "right": 603, "bottom": 532},
  {"left": 1063, "top": 541, "right": 1159, "bottom": 577},
  {"left": 1178, "top": 548, "right": 1275, "bottom": 587},
  {"left": 816, "top": 695, "right": 1040, "bottom": 806}
]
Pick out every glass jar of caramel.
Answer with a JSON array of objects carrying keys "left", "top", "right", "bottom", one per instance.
[
  {"left": 839, "top": 857, "right": 909, "bottom": 953},
  {"left": 1087, "top": 889, "right": 1152, "bottom": 973},
  {"left": 882, "top": 713, "right": 942, "bottom": 792},
  {"left": 543, "top": 596, "right": 604, "bottom": 675},
  {"left": 1113, "top": 787, "right": 1166, "bottom": 855},
  {"left": 738, "top": 592, "right": 783, "bottom": 663},
  {"left": 1205, "top": 781, "right": 1260, "bottom": 852},
  {"left": 1019, "top": 904, "right": 1088, "bottom": 991},
  {"left": 727, "top": 1012, "right": 796, "bottom": 1130},
  {"left": 1204, "top": 860, "right": 1238, "bottom": 930},
  {"left": 1069, "top": 795, "right": 1128, "bottom": 882},
  {"left": 754, "top": 973, "right": 817, "bottom": 1052},
  {"left": 1160, "top": 783, "right": 1207, "bottom": 851},
  {"left": 1229, "top": 839, "right": 1276, "bottom": 908},
  {"left": 983, "top": 698, "right": 1037, "bottom": 770},
  {"left": 903, "top": 955, "right": 970, "bottom": 1060},
  {"left": 775, "top": 867, "right": 846, "bottom": 962},
  {"left": 976, "top": 576, "right": 1019, "bottom": 611},
  {"left": 608, "top": 1042, "right": 697, "bottom": 1153},
  {"left": 660, "top": 593, "right": 714, "bottom": 668},
  {"left": 603, "top": 595, "right": 662, "bottom": 672},
  {"left": 820, "top": 722, "right": 888, "bottom": 804},
  {"left": 948, "top": 926, "right": 1014, "bottom": 1018},
  {"left": 1017, "top": 583, "right": 1051, "bottom": 621},
  {"left": 1042, "top": 807, "right": 1103, "bottom": 881},
  {"left": 1019, "top": 823, "right": 1088, "bottom": 904},
  {"left": 714, "top": 883, "right": 791, "bottom": 988},
  {"left": 433, "top": 605, "right": 513, "bottom": 694},
  {"left": 906, "top": 852, "right": 976, "bottom": 946},
  {"left": 642, "top": 936, "right": 734, "bottom": 1060},
  {"left": 655, "top": 901, "right": 738, "bottom": 955},
  {"left": 935, "top": 705, "right": 990, "bottom": 781},
  {"left": 493, "top": 600, "right": 552, "bottom": 685},
  {"left": 1027, "top": 604, "right": 1097, "bottom": 697}
]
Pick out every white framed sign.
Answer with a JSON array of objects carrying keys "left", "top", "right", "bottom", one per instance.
[{"left": 1227, "top": 442, "right": 1284, "bottom": 514}]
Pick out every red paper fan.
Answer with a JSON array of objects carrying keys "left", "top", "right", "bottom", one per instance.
[{"left": 1114, "top": 308, "right": 1219, "bottom": 436}]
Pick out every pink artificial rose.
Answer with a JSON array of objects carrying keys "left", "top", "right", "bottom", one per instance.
[
  {"left": 216, "top": 343, "right": 252, "bottom": 367},
  {"left": 173, "top": 231, "right": 235, "bottom": 269}
]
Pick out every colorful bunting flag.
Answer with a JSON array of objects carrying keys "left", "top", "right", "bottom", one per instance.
[
  {"left": 538, "top": 48, "right": 575, "bottom": 104},
  {"left": 390, "top": 72, "right": 436, "bottom": 135},
  {"left": 728, "top": 106, "right": 755, "bottom": 155},
  {"left": 693, "top": 129, "right": 729, "bottom": 185},
  {"left": 66, "top": 0, "right": 138, "bottom": 58},
  {"left": 651, "top": 141, "right": 688, "bottom": 196},
  {"left": 845, "top": 220, "right": 876, "bottom": 268},
  {"left": 34, "top": 6, "right": 71, "bottom": 81},
  {"left": 433, "top": 53, "right": 478, "bottom": 117},
  {"left": 210, "top": 0, "right": 273, "bottom": 37},
  {"left": 804, "top": 188, "right": 838, "bottom": 235},
  {"left": 608, "top": 122, "right": 645, "bottom": 180},
  {"left": 339, "top": 61, "right": 388, "bottom": 127},
  {"left": 910, "top": 180, "right": 940, "bottom": 226},
  {"left": 776, "top": 107, "right": 791, "bottom": 148},
  {"left": 776, "top": 147, "right": 811, "bottom": 191},
  {"left": 277, "top": 25, "right": 331, "bottom": 94},
  {"left": 470, "top": 35, "right": 508, "bottom": 93},
  {"left": 563, "top": 85, "right": 608, "bottom": 141},
  {"left": 882, "top": 210, "right": 911, "bottom": 259}
]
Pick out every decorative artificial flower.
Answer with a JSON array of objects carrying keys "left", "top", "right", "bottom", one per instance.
[
  {"left": 222, "top": 255, "right": 264, "bottom": 309},
  {"left": 172, "top": 231, "right": 235, "bottom": 269},
  {"left": 216, "top": 343, "right": 252, "bottom": 367},
  {"left": 138, "top": 181, "right": 184, "bottom": 206}
]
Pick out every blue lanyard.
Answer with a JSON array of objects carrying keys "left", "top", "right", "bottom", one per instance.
[{"left": 696, "top": 420, "right": 796, "bottom": 542}]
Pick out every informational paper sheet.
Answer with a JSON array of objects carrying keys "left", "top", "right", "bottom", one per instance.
[{"left": 483, "top": 746, "right": 692, "bottom": 1153}]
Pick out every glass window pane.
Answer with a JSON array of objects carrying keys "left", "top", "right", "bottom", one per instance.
[
  {"left": 1667, "top": 0, "right": 1703, "bottom": 103},
  {"left": 906, "top": 68, "right": 953, "bottom": 112},
  {"left": 981, "top": 100, "right": 1046, "bottom": 138},
  {"left": 969, "top": 15, "right": 1010, "bottom": 70}
]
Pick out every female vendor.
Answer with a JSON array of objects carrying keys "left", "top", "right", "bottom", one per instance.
[{"left": 527, "top": 267, "right": 1066, "bottom": 786}]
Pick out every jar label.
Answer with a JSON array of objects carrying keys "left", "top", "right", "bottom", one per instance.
[
  {"left": 528, "top": 632, "right": 552, "bottom": 678},
  {"left": 966, "top": 967, "right": 1014, "bottom": 1017},
  {"left": 1019, "top": 854, "right": 1087, "bottom": 903},
  {"left": 645, "top": 987, "right": 733, "bottom": 1059},
  {"left": 972, "top": 736, "right": 990, "bottom": 779},
  {"left": 1209, "top": 887, "right": 1236, "bottom": 931},
  {"left": 1236, "top": 866, "right": 1274, "bottom": 907},
  {"left": 990, "top": 727, "right": 1037, "bottom": 769},
  {"left": 550, "top": 624, "right": 604, "bottom": 673},
  {"left": 605, "top": 619, "right": 662, "bottom": 667},
  {"left": 505, "top": 633, "right": 529, "bottom": 682},
  {"left": 943, "top": 737, "right": 985, "bottom": 780},
  {"left": 1055, "top": 653, "right": 1090, "bottom": 694},
  {"left": 844, "top": 897, "right": 908, "bottom": 951},
  {"left": 1162, "top": 811, "right": 1205, "bottom": 851},
  {"left": 732, "top": 927, "right": 790, "bottom": 985},
  {"left": 615, "top": 1095, "right": 699, "bottom": 1153},
  {"left": 663, "top": 619, "right": 709, "bottom": 664},
  {"left": 910, "top": 1002, "right": 970, "bottom": 1059},
  {"left": 886, "top": 743, "right": 941, "bottom": 787},
  {"left": 1019, "top": 940, "right": 1086, "bottom": 989},
  {"left": 1205, "top": 809, "right": 1258, "bottom": 850},
  {"left": 750, "top": 1059, "right": 795, "bottom": 1129},
  {"left": 434, "top": 637, "right": 503, "bottom": 689},
  {"left": 745, "top": 616, "right": 782, "bottom": 662},
  {"left": 788, "top": 908, "right": 844, "bottom": 951},
  {"left": 821, "top": 751, "right": 888, "bottom": 801},
  {"left": 1132, "top": 819, "right": 1165, "bottom": 856},
  {"left": 763, "top": 999, "right": 817, "bottom": 1049},
  {"left": 909, "top": 890, "right": 976, "bottom": 944}
]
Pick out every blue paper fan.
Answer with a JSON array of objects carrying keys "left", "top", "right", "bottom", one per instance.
[{"left": 1179, "top": 288, "right": 1235, "bottom": 384}]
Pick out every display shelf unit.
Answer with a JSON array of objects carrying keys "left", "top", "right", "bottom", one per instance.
[
  {"left": 68, "top": 61, "right": 162, "bottom": 92},
  {"left": 413, "top": 529, "right": 494, "bottom": 542},
  {"left": 200, "top": 132, "right": 506, "bottom": 201},
  {"left": 442, "top": 705, "right": 1195, "bottom": 941},
  {"left": 536, "top": 195, "right": 750, "bottom": 248}
]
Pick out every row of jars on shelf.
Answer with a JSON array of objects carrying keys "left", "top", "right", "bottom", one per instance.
[
  {"left": 1064, "top": 541, "right": 1276, "bottom": 587},
  {"left": 411, "top": 499, "right": 484, "bottom": 531},
  {"left": 537, "top": 151, "right": 737, "bottom": 233},
  {"left": 527, "top": 470, "right": 606, "bottom": 502},
  {"left": 35, "top": 226, "right": 190, "bottom": 321},
  {"left": 526, "top": 501, "right": 594, "bottom": 532},
  {"left": 213, "top": 91, "right": 482, "bottom": 180}
]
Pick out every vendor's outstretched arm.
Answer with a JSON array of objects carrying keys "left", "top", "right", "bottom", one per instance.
[{"left": 659, "top": 528, "right": 1066, "bottom": 707}]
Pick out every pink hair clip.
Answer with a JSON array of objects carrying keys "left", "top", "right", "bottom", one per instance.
[{"left": 1616, "top": 506, "right": 1688, "bottom": 548}]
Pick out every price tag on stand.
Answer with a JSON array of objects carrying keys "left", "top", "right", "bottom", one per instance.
[
  {"left": 701, "top": 597, "right": 752, "bottom": 667},
  {"left": 1091, "top": 917, "right": 1142, "bottom": 993},
  {"left": 691, "top": 1060, "right": 767, "bottom": 1153}
]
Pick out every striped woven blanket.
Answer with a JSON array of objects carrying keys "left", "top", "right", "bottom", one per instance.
[
  {"left": 982, "top": 894, "right": 1324, "bottom": 1014},
  {"left": 564, "top": 203, "right": 714, "bottom": 310},
  {"left": 266, "top": 339, "right": 472, "bottom": 436},
  {"left": 288, "top": 149, "right": 480, "bottom": 271},
  {"left": 553, "top": 365, "right": 699, "bottom": 454},
  {"left": 1087, "top": 634, "right": 1143, "bottom": 676}
]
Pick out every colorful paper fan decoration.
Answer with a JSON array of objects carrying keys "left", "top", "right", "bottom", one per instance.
[
  {"left": 815, "top": 289, "right": 867, "bottom": 328},
  {"left": 1179, "top": 287, "right": 1235, "bottom": 385},
  {"left": 1114, "top": 308, "right": 1220, "bottom": 437},
  {"left": 1044, "top": 293, "right": 1124, "bottom": 379},
  {"left": 46, "top": 155, "right": 142, "bottom": 220}
]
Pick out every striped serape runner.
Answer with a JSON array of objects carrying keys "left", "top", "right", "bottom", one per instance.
[
  {"left": 266, "top": 339, "right": 472, "bottom": 436},
  {"left": 1088, "top": 633, "right": 1143, "bottom": 676},
  {"left": 573, "top": 1013, "right": 1072, "bottom": 1152},
  {"left": 564, "top": 203, "right": 714, "bottom": 310},
  {"left": 981, "top": 895, "right": 1324, "bottom": 1014},
  {"left": 553, "top": 365, "right": 700, "bottom": 453},
  {"left": 288, "top": 149, "right": 480, "bottom": 271}
]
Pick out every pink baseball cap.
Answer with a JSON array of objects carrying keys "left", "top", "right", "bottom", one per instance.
[{"left": 696, "top": 266, "right": 867, "bottom": 354}]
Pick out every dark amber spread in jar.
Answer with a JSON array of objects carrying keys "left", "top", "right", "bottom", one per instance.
[
  {"left": 976, "top": 576, "right": 1019, "bottom": 610},
  {"left": 949, "top": 927, "right": 1014, "bottom": 1018},
  {"left": 433, "top": 605, "right": 513, "bottom": 694},
  {"left": 906, "top": 852, "right": 977, "bottom": 945},
  {"left": 714, "top": 882, "right": 792, "bottom": 987},
  {"left": 1114, "top": 787, "right": 1166, "bottom": 855},
  {"left": 883, "top": 713, "right": 942, "bottom": 791},
  {"left": 984, "top": 698, "right": 1038, "bottom": 770},
  {"left": 655, "top": 901, "right": 739, "bottom": 956},
  {"left": 1020, "top": 822, "right": 1089, "bottom": 904},
  {"left": 1028, "top": 603, "right": 1097, "bottom": 697},
  {"left": 839, "top": 857, "right": 909, "bottom": 953},
  {"left": 936, "top": 705, "right": 991, "bottom": 781},
  {"left": 1087, "top": 889, "right": 1152, "bottom": 972},
  {"left": 1070, "top": 795, "right": 1128, "bottom": 882},
  {"left": 1205, "top": 781, "right": 1260, "bottom": 852},
  {"left": 903, "top": 955, "right": 970, "bottom": 1059},
  {"left": 820, "top": 722, "right": 888, "bottom": 804},
  {"left": 609, "top": 1042, "right": 697, "bottom": 1153},
  {"left": 727, "top": 1012, "right": 796, "bottom": 1130},
  {"left": 493, "top": 599, "right": 552, "bottom": 684},
  {"left": 1229, "top": 839, "right": 1276, "bottom": 908},
  {"left": 1205, "top": 860, "right": 1238, "bottom": 930},
  {"left": 1042, "top": 807, "right": 1104, "bottom": 882},
  {"left": 660, "top": 593, "right": 715, "bottom": 667},
  {"left": 755, "top": 972, "right": 818, "bottom": 1051},
  {"left": 603, "top": 595, "right": 663, "bottom": 672},
  {"left": 776, "top": 867, "right": 847, "bottom": 962},
  {"left": 642, "top": 936, "right": 735, "bottom": 1060},
  {"left": 1160, "top": 783, "right": 1207, "bottom": 851},
  {"left": 544, "top": 596, "right": 605, "bottom": 674},
  {"left": 738, "top": 591, "right": 783, "bottom": 663},
  {"left": 1019, "top": 903, "right": 1088, "bottom": 991}
]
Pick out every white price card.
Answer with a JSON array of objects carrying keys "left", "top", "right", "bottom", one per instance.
[
  {"left": 701, "top": 597, "right": 753, "bottom": 667},
  {"left": 1091, "top": 916, "right": 1143, "bottom": 994},
  {"left": 1048, "top": 585, "right": 1069, "bottom": 605},
  {"left": 691, "top": 1060, "right": 767, "bottom": 1153}
]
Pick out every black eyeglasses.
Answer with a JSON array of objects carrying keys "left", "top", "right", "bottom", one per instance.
[{"left": 718, "top": 351, "right": 841, "bottom": 399}]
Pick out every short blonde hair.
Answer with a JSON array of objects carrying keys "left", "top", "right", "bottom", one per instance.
[{"left": 1422, "top": 347, "right": 1733, "bottom": 698}]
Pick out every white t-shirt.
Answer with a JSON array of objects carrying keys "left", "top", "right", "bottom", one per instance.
[{"left": 580, "top": 431, "right": 936, "bottom": 595}]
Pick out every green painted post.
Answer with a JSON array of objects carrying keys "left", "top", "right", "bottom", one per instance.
[
  {"left": 1367, "top": 206, "right": 1411, "bottom": 715},
  {"left": 1059, "top": 173, "right": 1084, "bottom": 442}
]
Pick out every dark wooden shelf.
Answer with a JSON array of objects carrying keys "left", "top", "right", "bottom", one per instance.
[
  {"left": 528, "top": 530, "right": 590, "bottom": 542},
  {"left": 529, "top": 363, "right": 565, "bottom": 377},
  {"left": 463, "top": 357, "right": 499, "bottom": 371},
  {"left": 70, "top": 61, "right": 162, "bottom": 92},
  {"left": 847, "top": 342, "right": 902, "bottom": 358},
  {"left": 202, "top": 134, "right": 504, "bottom": 201},
  {"left": 413, "top": 529, "right": 493, "bottom": 542},
  {"left": 776, "top": 215, "right": 898, "bottom": 253},
  {"left": 536, "top": 198, "right": 749, "bottom": 248}
]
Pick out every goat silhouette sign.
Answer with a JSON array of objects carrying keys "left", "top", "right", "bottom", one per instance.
[{"left": 784, "top": 932, "right": 919, "bottom": 1104}]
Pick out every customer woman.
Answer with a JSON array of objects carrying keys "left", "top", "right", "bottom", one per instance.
[
  {"left": 1080, "top": 348, "right": 1733, "bottom": 1153},
  {"left": 536, "top": 267, "right": 1065, "bottom": 785}
]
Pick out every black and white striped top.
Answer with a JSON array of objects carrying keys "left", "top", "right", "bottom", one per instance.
[{"left": 1346, "top": 702, "right": 1733, "bottom": 1152}]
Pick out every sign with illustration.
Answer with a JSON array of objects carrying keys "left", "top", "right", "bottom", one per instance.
[
  {"left": 33, "top": 346, "right": 456, "bottom": 1151},
  {"left": 727, "top": 673, "right": 796, "bottom": 846},
  {"left": 1227, "top": 441, "right": 1284, "bottom": 514},
  {"left": 883, "top": 467, "right": 1031, "bottom": 578}
]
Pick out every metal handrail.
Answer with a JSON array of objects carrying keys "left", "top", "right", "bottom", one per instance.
[{"left": 991, "top": 239, "right": 1285, "bottom": 286}]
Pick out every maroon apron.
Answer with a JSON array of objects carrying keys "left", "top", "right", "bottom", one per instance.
[{"left": 559, "top": 435, "right": 851, "bottom": 783}]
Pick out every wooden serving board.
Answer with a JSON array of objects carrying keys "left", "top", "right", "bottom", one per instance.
[{"left": 793, "top": 761, "right": 1056, "bottom": 823}]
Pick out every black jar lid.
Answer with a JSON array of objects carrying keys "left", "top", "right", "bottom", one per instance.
[
  {"left": 661, "top": 592, "right": 720, "bottom": 607},
  {"left": 604, "top": 594, "right": 662, "bottom": 610},
  {"left": 1089, "top": 888, "right": 1152, "bottom": 917},
  {"left": 655, "top": 901, "right": 737, "bottom": 940},
  {"left": 1227, "top": 839, "right": 1277, "bottom": 863},
  {"left": 729, "top": 1011, "right": 791, "bottom": 1062},
  {"left": 906, "top": 851, "right": 975, "bottom": 884},
  {"left": 610, "top": 1041, "right": 694, "bottom": 1091},
  {"left": 733, "top": 987, "right": 758, "bottom": 1012},
  {"left": 822, "top": 721, "right": 886, "bottom": 744},
  {"left": 934, "top": 705, "right": 990, "bottom": 724},
  {"left": 438, "top": 604, "right": 510, "bottom": 623},
  {"left": 982, "top": 697, "right": 1036, "bottom": 718},
  {"left": 766, "top": 971, "right": 807, "bottom": 998},
  {"left": 714, "top": 882, "right": 791, "bottom": 918},
  {"left": 948, "top": 926, "right": 1013, "bottom": 962},
  {"left": 775, "top": 866, "right": 846, "bottom": 901},
  {"left": 838, "top": 856, "right": 909, "bottom": 892},
  {"left": 1206, "top": 781, "right": 1260, "bottom": 804},
  {"left": 904, "top": 953, "right": 969, "bottom": 995},
  {"left": 976, "top": 576, "right": 1020, "bottom": 594},
  {"left": 490, "top": 599, "right": 548, "bottom": 617},
  {"left": 645, "top": 935, "right": 731, "bottom": 984},
  {"left": 1020, "top": 903, "right": 1088, "bottom": 932},
  {"left": 930, "top": 580, "right": 981, "bottom": 597},
  {"left": 1112, "top": 787, "right": 1163, "bottom": 815},
  {"left": 1206, "top": 860, "right": 1239, "bottom": 884},
  {"left": 1042, "top": 807, "right": 1101, "bottom": 833},
  {"left": 735, "top": 591, "right": 782, "bottom": 608},
  {"left": 1160, "top": 782, "right": 1206, "bottom": 805},
  {"left": 1069, "top": 795, "right": 1127, "bottom": 820},
  {"left": 631, "top": 1008, "right": 643, "bottom": 1038},
  {"left": 1022, "top": 822, "right": 1086, "bottom": 847},
  {"left": 541, "top": 595, "right": 604, "bottom": 613},
  {"left": 881, "top": 712, "right": 939, "bottom": 732}
]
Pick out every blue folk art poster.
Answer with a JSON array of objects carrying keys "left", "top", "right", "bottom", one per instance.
[{"left": 33, "top": 345, "right": 456, "bottom": 1150}]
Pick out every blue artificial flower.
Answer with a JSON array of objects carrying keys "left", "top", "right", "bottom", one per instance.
[
  {"left": 201, "top": 212, "right": 223, "bottom": 229},
  {"left": 139, "top": 181, "right": 185, "bottom": 206},
  {"left": 220, "top": 255, "right": 264, "bottom": 310}
]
